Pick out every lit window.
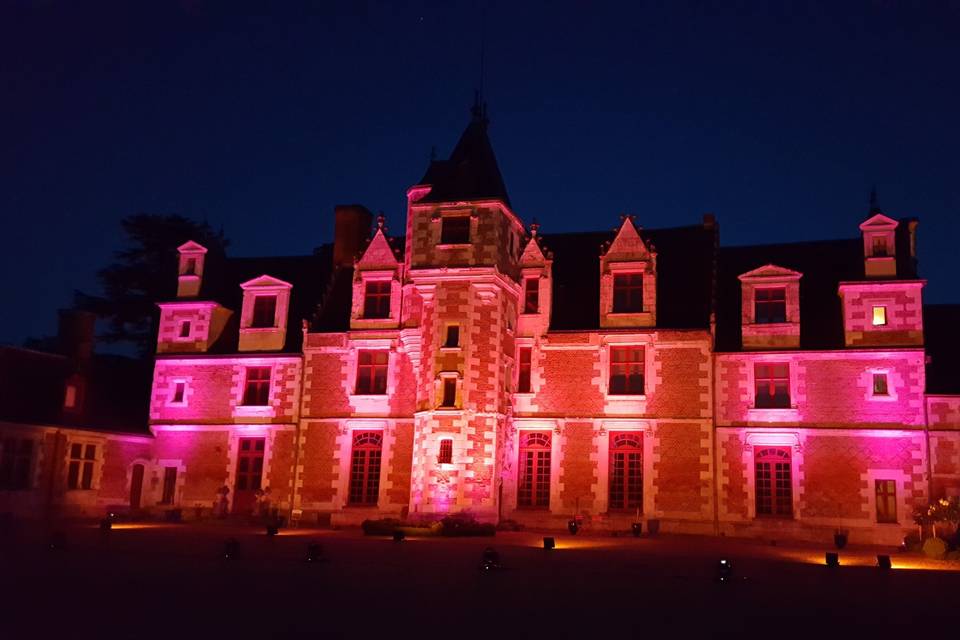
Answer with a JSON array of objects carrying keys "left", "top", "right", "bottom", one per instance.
[
  {"left": 0, "top": 438, "right": 34, "bottom": 490},
  {"left": 875, "top": 479, "right": 897, "bottom": 523},
  {"left": 755, "top": 447, "right": 792, "bottom": 518},
  {"left": 171, "top": 381, "right": 186, "bottom": 404},
  {"left": 64, "top": 384, "right": 77, "bottom": 409},
  {"left": 523, "top": 278, "right": 539, "bottom": 314},
  {"left": 872, "top": 306, "right": 887, "bottom": 326},
  {"left": 441, "top": 377, "right": 457, "bottom": 407},
  {"left": 444, "top": 325, "right": 460, "bottom": 349},
  {"left": 179, "top": 320, "right": 192, "bottom": 338},
  {"left": 251, "top": 295, "right": 277, "bottom": 328},
  {"left": 440, "top": 216, "right": 470, "bottom": 244},
  {"left": 517, "top": 431, "right": 551, "bottom": 508},
  {"left": 438, "top": 439, "right": 453, "bottom": 465},
  {"left": 608, "top": 432, "right": 643, "bottom": 511},
  {"left": 517, "top": 347, "right": 532, "bottom": 393},
  {"left": 363, "top": 281, "right": 391, "bottom": 319},
  {"left": 872, "top": 373, "right": 889, "bottom": 396},
  {"left": 355, "top": 351, "right": 388, "bottom": 395},
  {"left": 242, "top": 367, "right": 271, "bottom": 406},
  {"left": 755, "top": 288, "right": 786, "bottom": 324},
  {"left": 349, "top": 431, "right": 382, "bottom": 505},
  {"left": 67, "top": 443, "right": 96, "bottom": 490},
  {"left": 612, "top": 274, "right": 643, "bottom": 313},
  {"left": 754, "top": 363, "right": 790, "bottom": 408},
  {"left": 609, "top": 346, "right": 644, "bottom": 395},
  {"left": 160, "top": 467, "right": 178, "bottom": 505}
]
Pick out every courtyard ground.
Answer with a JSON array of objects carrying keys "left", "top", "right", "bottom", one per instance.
[{"left": 2, "top": 521, "right": 957, "bottom": 638}]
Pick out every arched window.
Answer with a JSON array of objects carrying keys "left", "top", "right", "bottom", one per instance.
[
  {"left": 349, "top": 431, "right": 383, "bottom": 505},
  {"left": 609, "top": 432, "right": 643, "bottom": 511},
  {"left": 518, "top": 431, "right": 551, "bottom": 508},
  {"left": 755, "top": 447, "right": 792, "bottom": 517}
]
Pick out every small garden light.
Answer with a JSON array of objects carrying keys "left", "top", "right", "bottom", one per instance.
[
  {"left": 877, "top": 554, "right": 891, "bottom": 569},
  {"left": 224, "top": 538, "right": 240, "bottom": 560},
  {"left": 716, "top": 559, "right": 733, "bottom": 582},
  {"left": 825, "top": 552, "right": 839, "bottom": 567},
  {"left": 543, "top": 537, "right": 556, "bottom": 550}
]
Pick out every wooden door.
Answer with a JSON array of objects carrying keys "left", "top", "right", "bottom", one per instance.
[
  {"left": 130, "top": 463, "right": 144, "bottom": 509},
  {"left": 233, "top": 438, "right": 265, "bottom": 514}
]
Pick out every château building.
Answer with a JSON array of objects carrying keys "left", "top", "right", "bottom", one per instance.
[{"left": 3, "top": 106, "right": 960, "bottom": 545}]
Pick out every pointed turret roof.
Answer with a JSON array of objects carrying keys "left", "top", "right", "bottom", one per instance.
[{"left": 417, "top": 97, "right": 511, "bottom": 207}]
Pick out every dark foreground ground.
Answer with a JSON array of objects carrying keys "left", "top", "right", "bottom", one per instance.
[{"left": 3, "top": 522, "right": 958, "bottom": 639}]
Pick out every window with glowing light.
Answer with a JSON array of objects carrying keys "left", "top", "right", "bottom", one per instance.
[
  {"left": 875, "top": 479, "right": 897, "bottom": 523},
  {"left": 517, "top": 347, "right": 532, "bottom": 393},
  {"left": 872, "top": 373, "right": 889, "bottom": 396},
  {"left": 609, "top": 346, "right": 644, "bottom": 395},
  {"left": 348, "top": 431, "right": 382, "bottom": 505},
  {"left": 518, "top": 431, "right": 551, "bottom": 508},
  {"left": 755, "top": 447, "right": 792, "bottom": 518},
  {"left": 754, "top": 363, "right": 790, "bottom": 408},
  {"left": 872, "top": 306, "right": 887, "bottom": 326},
  {"left": 754, "top": 287, "right": 786, "bottom": 324},
  {"left": 440, "top": 216, "right": 471, "bottom": 244},
  {"left": 612, "top": 273, "right": 643, "bottom": 313},
  {"left": 67, "top": 443, "right": 96, "bottom": 490},
  {"left": 0, "top": 437, "right": 34, "bottom": 490},
  {"left": 438, "top": 439, "right": 453, "bottom": 464},
  {"left": 64, "top": 383, "right": 77, "bottom": 409},
  {"left": 355, "top": 351, "right": 388, "bottom": 395},
  {"left": 608, "top": 432, "right": 643, "bottom": 511},
  {"left": 363, "top": 281, "right": 391, "bottom": 319},
  {"left": 242, "top": 367, "right": 271, "bottom": 406},
  {"left": 523, "top": 278, "right": 539, "bottom": 314},
  {"left": 251, "top": 295, "right": 277, "bottom": 328}
]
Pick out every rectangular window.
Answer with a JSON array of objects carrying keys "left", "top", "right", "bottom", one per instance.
[
  {"left": 608, "top": 432, "right": 643, "bottom": 511},
  {"left": 755, "top": 447, "right": 792, "bottom": 518},
  {"left": 523, "top": 278, "right": 539, "bottom": 314},
  {"left": 517, "top": 431, "right": 551, "bottom": 508},
  {"left": 160, "top": 467, "right": 178, "bottom": 505},
  {"left": 251, "top": 295, "right": 277, "bottom": 328},
  {"left": 355, "top": 351, "right": 388, "bottom": 395},
  {"left": 441, "top": 377, "right": 457, "bottom": 407},
  {"left": 438, "top": 439, "right": 453, "bottom": 465},
  {"left": 179, "top": 320, "right": 191, "bottom": 338},
  {"left": 875, "top": 479, "right": 897, "bottom": 523},
  {"left": 0, "top": 438, "right": 34, "bottom": 490},
  {"left": 612, "top": 273, "right": 643, "bottom": 313},
  {"left": 363, "top": 281, "right": 392, "bottom": 319},
  {"left": 349, "top": 431, "right": 383, "bottom": 505},
  {"left": 873, "top": 373, "right": 889, "bottom": 396},
  {"left": 517, "top": 347, "right": 532, "bottom": 393},
  {"left": 440, "top": 216, "right": 471, "bottom": 245},
  {"left": 443, "top": 325, "right": 460, "bottom": 349},
  {"left": 67, "top": 443, "right": 96, "bottom": 490},
  {"left": 233, "top": 438, "right": 265, "bottom": 514},
  {"left": 872, "top": 237, "right": 889, "bottom": 257},
  {"left": 754, "top": 363, "right": 790, "bottom": 408},
  {"left": 171, "top": 381, "right": 186, "bottom": 404},
  {"left": 64, "top": 384, "right": 77, "bottom": 409},
  {"left": 755, "top": 288, "right": 787, "bottom": 324},
  {"left": 184, "top": 258, "right": 197, "bottom": 275},
  {"left": 242, "top": 367, "right": 271, "bottom": 406},
  {"left": 872, "top": 306, "right": 887, "bottom": 326},
  {"left": 609, "top": 346, "right": 644, "bottom": 395}
]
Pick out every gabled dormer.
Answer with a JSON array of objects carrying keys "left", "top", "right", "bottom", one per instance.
[
  {"left": 860, "top": 212, "right": 898, "bottom": 278},
  {"left": 238, "top": 275, "right": 292, "bottom": 352},
  {"left": 738, "top": 264, "right": 802, "bottom": 350},
  {"left": 599, "top": 216, "right": 657, "bottom": 328},
  {"left": 517, "top": 222, "right": 553, "bottom": 337},
  {"left": 351, "top": 216, "right": 403, "bottom": 330},
  {"left": 177, "top": 241, "right": 207, "bottom": 297}
]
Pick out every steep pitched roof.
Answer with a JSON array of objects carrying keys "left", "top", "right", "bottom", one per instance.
[{"left": 416, "top": 109, "right": 511, "bottom": 207}]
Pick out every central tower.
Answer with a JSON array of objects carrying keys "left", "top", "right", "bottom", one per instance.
[{"left": 402, "top": 104, "right": 525, "bottom": 519}]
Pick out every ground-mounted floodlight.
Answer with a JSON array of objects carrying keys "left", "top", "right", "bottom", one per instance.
[
  {"left": 825, "top": 552, "right": 839, "bottom": 567},
  {"left": 306, "top": 542, "right": 323, "bottom": 562},
  {"left": 877, "top": 554, "right": 891, "bottom": 569},
  {"left": 266, "top": 523, "right": 279, "bottom": 536},
  {"left": 631, "top": 523, "right": 642, "bottom": 537},
  {"left": 716, "top": 559, "right": 733, "bottom": 582},
  {"left": 224, "top": 538, "right": 240, "bottom": 560},
  {"left": 567, "top": 520, "right": 579, "bottom": 535},
  {"left": 480, "top": 546, "right": 502, "bottom": 571},
  {"left": 99, "top": 518, "right": 113, "bottom": 531},
  {"left": 393, "top": 530, "right": 405, "bottom": 543},
  {"left": 48, "top": 531, "right": 66, "bottom": 551},
  {"left": 543, "top": 537, "right": 556, "bottom": 550}
]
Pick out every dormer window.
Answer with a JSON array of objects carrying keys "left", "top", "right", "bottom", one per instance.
[
  {"left": 184, "top": 258, "right": 197, "bottom": 275},
  {"left": 363, "top": 281, "right": 391, "bottom": 319},
  {"left": 755, "top": 288, "right": 786, "bottom": 324},
  {"left": 176, "top": 241, "right": 208, "bottom": 298},
  {"left": 440, "top": 216, "right": 470, "bottom": 245},
  {"left": 613, "top": 274, "right": 643, "bottom": 313},
  {"left": 872, "top": 237, "right": 889, "bottom": 257},
  {"left": 872, "top": 306, "right": 887, "bottom": 326},
  {"left": 523, "top": 278, "right": 539, "bottom": 314},
  {"left": 251, "top": 296, "right": 277, "bottom": 328}
]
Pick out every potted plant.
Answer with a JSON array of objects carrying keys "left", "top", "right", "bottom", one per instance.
[{"left": 631, "top": 522, "right": 642, "bottom": 537}]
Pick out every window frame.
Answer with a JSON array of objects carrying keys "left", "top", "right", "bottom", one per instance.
[
  {"left": 522, "top": 278, "right": 539, "bottom": 314},
  {"left": 0, "top": 437, "right": 34, "bottom": 490},
  {"left": 608, "top": 345, "right": 645, "bottom": 396},
  {"left": 872, "top": 305, "right": 888, "bottom": 327},
  {"left": 754, "top": 447, "right": 793, "bottom": 519},
  {"left": 67, "top": 442, "right": 97, "bottom": 491},
  {"left": 754, "top": 363, "right": 790, "bottom": 409},
  {"left": 362, "top": 280, "right": 392, "bottom": 320},
  {"left": 348, "top": 431, "right": 383, "bottom": 506},
  {"left": 872, "top": 372, "right": 889, "bottom": 396},
  {"left": 250, "top": 295, "right": 278, "bottom": 329},
  {"left": 440, "top": 376, "right": 458, "bottom": 408},
  {"left": 517, "top": 347, "right": 533, "bottom": 394},
  {"left": 439, "top": 216, "right": 471, "bottom": 245},
  {"left": 607, "top": 431, "right": 643, "bottom": 512},
  {"left": 754, "top": 287, "right": 787, "bottom": 324},
  {"left": 355, "top": 350, "right": 389, "bottom": 396},
  {"left": 442, "top": 324, "right": 461, "bottom": 349},
  {"left": 612, "top": 273, "right": 644, "bottom": 314},
  {"left": 517, "top": 431, "right": 551, "bottom": 509},
  {"left": 875, "top": 479, "right": 897, "bottom": 524},
  {"left": 437, "top": 438, "right": 453, "bottom": 465},
  {"left": 242, "top": 366, "right": 272, "bottom": 406}
]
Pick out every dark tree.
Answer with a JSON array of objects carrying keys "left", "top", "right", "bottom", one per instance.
[{"left": 75, "top": 214, "right": 228, "bottom": 357}]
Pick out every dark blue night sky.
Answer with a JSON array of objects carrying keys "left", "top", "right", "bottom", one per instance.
[{"left": 2, "top": 1, "right": 957, "bottom": 346}]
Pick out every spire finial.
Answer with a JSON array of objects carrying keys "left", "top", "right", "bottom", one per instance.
[
  {"left": 376, "top": 212, "right": 385, "bottom": 231},
  {"left": 529, "top": 219, "right": 539, "bottom": 237}
]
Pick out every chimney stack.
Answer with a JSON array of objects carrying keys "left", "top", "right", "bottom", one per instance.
[
  {"left": 333, "top": 204, "right": 373, "bottom": 268},
  {"left": 57, "top": 309, "right": 96, "bottom": 364}
]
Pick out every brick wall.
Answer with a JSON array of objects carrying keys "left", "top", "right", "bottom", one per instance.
[{"left": 153, "top": 430, "right": 229, "bottom": 505}]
